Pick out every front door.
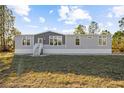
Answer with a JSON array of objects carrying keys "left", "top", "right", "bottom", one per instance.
[
  {"left": 38, "top": 38, "right": 43, "bottom": 55},
  {"left": 38, "top": 38, "right": 43, "bottom": 44}
]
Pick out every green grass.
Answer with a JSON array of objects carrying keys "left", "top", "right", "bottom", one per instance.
[{"left": 0, "top": 53, "right": 124, "bottom": 87}]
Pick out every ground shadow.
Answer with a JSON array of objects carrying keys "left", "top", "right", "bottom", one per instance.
[{"left": 12, "top": 55, "right": 124, "bottom": 81}]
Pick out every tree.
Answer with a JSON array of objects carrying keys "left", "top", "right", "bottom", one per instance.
[
  {"left": 7, "top": 27, "right": 21, "bottom": 51},
  {"left": 101, "top": 30, "right": 111, "bottom": 35},
  {"left": 0, "top": 5, "right": 15, "bottom": 51},
  {"left": 112, "top": 31, "right": 124, "bottom": 52},
  {"left": 74, "top": 24, "right": 86, "bottom": 35},
  {"left": 88, "top": 21, "right": 99, "bottom": 34},
  {"left": 113, "top": 31, "right": 124, "bottom": 38},
  {"left": 119, "top": 17, "right": 124, "bottom": 31}
]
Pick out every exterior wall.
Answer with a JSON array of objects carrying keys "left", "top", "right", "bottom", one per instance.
[
  {"left": 34, "top": 31, "right": 65, "bottom": 45},
  {"left": 15, "top": 49, "right": 33, "bottom": 54},
  {"left": 43, "top": 45, "right": 65, "bottom": 49},
  {"left": 15, "top": 35, "right": 34, "bottom": 54},
  {"left": 42, "top": 34, "right": 112, "bottom": 54},
  {"left": 14, "top": 31, "right": 112, "bottom": 55},
  {"left": 65, "top": 35, "right": 111, "bottom": 49}
]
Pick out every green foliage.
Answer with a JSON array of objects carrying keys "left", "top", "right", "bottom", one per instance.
[
  {"left": 74, "top": 24, "right": 86, "bottom": 35},
  {"left": 7, "top": 27, "right": 21, "bottom": 51},
  {"left": 119, "top": 17, "right": 124, "bottom": 31},
  {"left": 0, "top": 6, "right": 21, "bottom": 52},
  {"left": 101, "top": 30, "right": 111, "bottom": 35},
  {"left": 0, "top": 5, "right": 14, "bottom": 51},
  {"left": 112, "top": 31, "right": 124, "bottom": 53},
  {"left": 88, "top": 21, "right": 99, "bottom": 34},
  {"left": 112, "top": 17, "right": 124, "bottom": 53}
]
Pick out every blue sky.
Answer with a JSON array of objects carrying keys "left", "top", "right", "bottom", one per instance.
[{"left": 8, "top": 5, "right": 124, "bottom": 34}]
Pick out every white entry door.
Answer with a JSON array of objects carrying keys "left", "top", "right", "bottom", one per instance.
[
  {"left": 38, "top": 38, "right": 43, "bottom": 44},
  {"left": 38, "top": 38, "right": 43, "bottom": 55}
]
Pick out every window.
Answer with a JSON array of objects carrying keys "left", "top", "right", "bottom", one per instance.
[
  {"left": 49, "top": 36, "right": 53, "bottom": 45},
  {"left": 38, "top": 38, "right": 43, "bottom": 43},
  {"left": 98, "top": 36, "right": 107, "bottom": 46},
  {"left": 22, "top": 37, "right": 27, "bottom": 45},
  {"left": 99, "top": 38, "right": 102, "bottom": 45},
  {"left": 27, "top": 39, "right": 31, "bottom": 45},
  {"left": 22, "top": 36, "right": 31, "bottom": 46},
  {"left": 49, "top": 36, "right": 62, "bottom": 45},
  {"left": 75, "top": 37, "right": 80, "bottom": 45},
  {"left": 58, "top": 36, "right": 62, "bottom": 45},
  {"left": 54, "top": 36, "right": 57, "bottom": 45}
]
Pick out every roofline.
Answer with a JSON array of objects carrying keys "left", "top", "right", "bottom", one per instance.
[
  {"left": 65, "top": 34, "right": 112, "bottom": 36},
  {"left": 16, "top": 34, "right": 34, "bottom": 36},
  {"left": 17, "top": 31, "right": 112, "bottom": 36},
  {"left": 35, "top": 30, "right": 65, "bottom": 35}
]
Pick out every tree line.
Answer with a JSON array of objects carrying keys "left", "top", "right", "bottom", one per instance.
[
  {"left": 0, "top": 5, "right": 21, "bottom": 52},
  {"left": 73, "top": 18, "right": 124, "bottom": 53}
]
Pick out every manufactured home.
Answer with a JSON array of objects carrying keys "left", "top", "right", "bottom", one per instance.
[{"left": 15, "top": 31, "right": 112, "bottom": 55}]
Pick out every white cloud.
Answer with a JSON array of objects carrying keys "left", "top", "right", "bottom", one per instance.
[
  {"left": 99, "top": 23, "right": 104, "bottom": 27},
  {"left": 107, "top": 22, "right": 113, "bottom": 27},
  {"left": 23, "top": 17, "right": 31, "bottom": 22},
  {"left": 107, "top": 12, "right": 113, "bottom": 18},
  {"left": 65, "top": 21, "right": 76, "bottom": 25},
  {"left": 39, "top": 17, "right": 45, "bottom": 23},
  {"left": 49, "top": 10, "right": 54, "bottom": 14},
  {"left": 44, "top": 27, "right": 57, "bottom": 31},
  {"left": 98, "top": 23, "right": 106, "bottom": 31},
  {"left": 58, "top": 6, "right": 92, "bottom": 25},
  {"left": 62, "top": 29, "right": 74, "bottom": 34},
  {"left": 112, "top": 6, "right": 124, "bottom": 17},
  {"left": 8, "top": 5, "right": 31, "bottom": 23},
  {"left": 58, "top": 6, "right": 70, "bottom": 21},
  {"left": 8, "top": 5, "right": 30, "bottom": 16},
  {"left": 27, "top": 25, "right": 39, "bottom": 28}
]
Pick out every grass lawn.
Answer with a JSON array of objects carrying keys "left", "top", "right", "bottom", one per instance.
[{"left": 0, "top": 52, "right": 124, "bottom": 87}]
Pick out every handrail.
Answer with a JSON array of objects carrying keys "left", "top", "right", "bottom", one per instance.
[{"left": 33, "top": 43, "right": 43, "bottom": 56}]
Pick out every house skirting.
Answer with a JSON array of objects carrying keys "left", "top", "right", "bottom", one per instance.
[
  {"left": 15, "top": 49, "right": 112, "bottom": 55},
  {"left": 15, "top": 49, "right": 33, "bottom": 54},
  {"left": 43, "top": 49, "right": 112, "bottom": 55}
]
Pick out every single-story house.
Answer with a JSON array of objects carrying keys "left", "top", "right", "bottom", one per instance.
[{"left": 15, "top": 31, "right": 112, "bottom": 55}]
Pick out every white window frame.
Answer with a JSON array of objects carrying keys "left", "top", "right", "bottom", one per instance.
[
  {"left": 98, "top": 36, "right": 107, "bottom": 46},
  {"left": 22, "top": 36, "right": 27, "bottom": 46},
  {"left": 49, "top": 36, "right": 62, "bottom": 46},
  {"left": 49, "top": 36, "right": 54, "bottom": 45},
  {"left": 54, "top": 36, "right": 58, "bottom": 45},
  {"left": 27, "top": 38, "right": 31, "bottom": 46},
  {"left": 22, "top": 36, "right": 31, "bottom": 46},
  {"left": 75, "top": 36, "right": 80, "bottom": 45},
  {"left": 57, "top": 36, "right": 62, "bottom": 45},
  {"left": 38, "top": 38, "right": 43, "bottom": 44}
]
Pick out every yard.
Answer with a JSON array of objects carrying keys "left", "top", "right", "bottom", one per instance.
[{"left": 0, "top": 52, "right": 124, "bottom": 87}]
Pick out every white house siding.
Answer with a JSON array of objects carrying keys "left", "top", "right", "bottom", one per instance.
[
  {"left": 15, "top": 35, "right": 34, "bottom": 54},
  {"left": 43, "top": 35, "right": 112, "bottom": 55},
  {"left": 43, "top": 49, "right": 112, "bottom": 55},
  {"left": 64, "top": 35, "right": 112, "bottom": 49},
  {"left": 15, "top": 33, "right": 112, "bottom": 55},
  {"left": 43, "top": 45, "right": 65, "bottom": 49},
  {"left": 15, "top": 49, "right": 33, "bottom": 54}
]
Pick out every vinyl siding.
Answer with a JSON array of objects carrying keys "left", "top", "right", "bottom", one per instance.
[
  {"left": 64, "top": 35, "right": 111, "bottom": 49},
  {"left": 14, "top": 31, "right": 112, "bottom": 54},
  {"left": 34, "top": 31, "right": 65, "bottom": 45},
  {"left": 15, "top": 35, "right": 34, "bottom": 49}
]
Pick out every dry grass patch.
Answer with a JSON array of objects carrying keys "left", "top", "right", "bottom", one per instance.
[{"left": 0, "top": 53, "right": 124, "bottom": 87}]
